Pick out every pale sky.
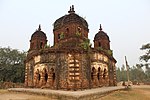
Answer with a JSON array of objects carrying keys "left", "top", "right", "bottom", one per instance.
[{"left": 0, "top": 0, "right": 150, "bottom": 67}]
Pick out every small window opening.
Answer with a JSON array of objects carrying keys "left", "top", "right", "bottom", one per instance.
[
  {"left": 40, "top": 42, "right": 43, "bottom": 48},
  {"left": 38, "top": 74, "right": 41, "bottom": 81},
  {"left": 58, "top": 34, "right": 61, "bottom": 39},
  {"left": 98, "top": 42, "right": 101, "bottom": 47}
]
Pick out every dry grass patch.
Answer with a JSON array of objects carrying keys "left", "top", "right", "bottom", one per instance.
[
  {"left": 0, "top": 89, "right": 55, "bottom": 100},
  {"left": 0, "top": 89, "right": 8, "bottom": 94},
  {"left": 98, "top": 88, "right": 150, "bottom": 100}
]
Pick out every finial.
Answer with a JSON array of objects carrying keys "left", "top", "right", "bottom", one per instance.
[
  {"left": 38, "top": 24, "right": 41, "bottom": 31},
  {"left": 68, "top": 5, "right": 75, "bottom": 13},
  {"left": 70, "top": 6, "right": 71, "bottom": 11},
  {"left": 68, "top": 6, "right": 71, "bottom": 13},
  {"left": 99, "top": 24, "right": 102, "bottom": 31},
  {"left": 72, "top": 5, "right": 74, "bottom": 12}
]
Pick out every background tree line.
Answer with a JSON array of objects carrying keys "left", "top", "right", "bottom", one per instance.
[
  {"left": 0, "top": 47, "right": 26, "bottom": 83},
  {"left": 116, "top": 43, "right": 150, "bottom": 84}
]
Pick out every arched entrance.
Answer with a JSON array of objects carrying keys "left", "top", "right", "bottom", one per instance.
[
  {"left": 49, "top": 68, "right": 55, "bottom": 86},
  {"left": 50, "top": 68, "right": 55, "bottom": 82},
  {"left": 103, "top": 68, "right": 107, "bottom": 79},
  {"left": 97, "top": 67, "right": 101, "bottom": 80},
  {"left": 44, "top": 68, "right": 48, "bottom": 83},
  {"left": 38, "top": 73, "right": 41, "bottom": 81},
  {"left": 34, "top": 69, "right": 40, "bottom": 87},
  {"left": 91, "top": 67, "right": 96, "bottom": 80}
]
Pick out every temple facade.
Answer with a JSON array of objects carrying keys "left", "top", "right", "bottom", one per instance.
[{"left": 24, "top": 5, "right": 117, "bottom": 90}]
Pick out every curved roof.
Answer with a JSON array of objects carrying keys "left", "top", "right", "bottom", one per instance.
[
  {"left": 53, "top": 5, "right": 88, "bottom": 30},
  {"left": 31, "top": 25, "right": 47, "bottom": 40},
  {"left": 94, "top": 25, "right": 110, "bottom": 41}
]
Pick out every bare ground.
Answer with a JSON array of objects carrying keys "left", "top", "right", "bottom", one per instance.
[
  {"left": 0, "top": 90, "right": 54, "bottom": 100},
  {"left": 98, "top": 85, "right": 150, "bottom": 100},
  {"left": 0, "top": 85, "right": 150, "bottom": 100}
]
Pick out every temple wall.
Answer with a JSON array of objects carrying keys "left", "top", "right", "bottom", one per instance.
[{"left": 25, "top": 50, "right": 116, "bottom": 90}]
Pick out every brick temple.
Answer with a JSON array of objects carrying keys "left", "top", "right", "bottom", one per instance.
[{"left": 24, "top": 5, "right": 117, "bottom": 90}]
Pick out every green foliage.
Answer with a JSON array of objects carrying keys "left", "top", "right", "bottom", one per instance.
[
  {"left": 116, "top": 43, "right": 150, "bottom": 83},
  {"left": 116, "top": 64, "right": 148, "bottom": 83},
  {"left": 75, "top": 32, "right": 81, "bottom": 37},
  {"left": 116, "top": 67, "right": 121, "bottom": 82},
  {"left": 80, "top": 38, "right": 92, "bottom": 88},
  {"left": 97, "top": 47, "right": 113, "bottom": 56},
  {"left": 107, "top": 50, "right": 113, "bottom": 56},
  {"left": 44, "top": 44, "right": 50, "bottom": 48},
  {"left": 133, "top": 65, "right": 146, "bottom": 82},
  {"left": 60, "top": 32, "right": 65, "bottom": 39},
  {"left": 0, "top": 47, "right": 26, "bottom": 83},
  {"left": 97, "top": 47, "right": 103, "bottom": 51},
  {"left": 80, "top": 38, "right": 91, "bottom": 50},
  {"left": 140, "top": 43, "right": 150, "bottom": 62},
  {"left": 116, "top": 65, "right": 127, "bottom": 82},
  {"left": 139, "top": 43, "right": 150, "bottom": 82}
]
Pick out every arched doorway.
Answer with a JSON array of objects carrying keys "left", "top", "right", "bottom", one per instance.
[
  {"left": 35, "top": 69, "right": 40, "bottom": 87},
  {"left": 97, "top": 67, "right": 101, "bottom": 80},
  {"left": 91, "top": 67, "right": 96, "bottom": 80},
  {"left": 52, "top": 73, "right": 55, "bottom": 81},
  {"left": 38, "top": 73, "right": 41, "bottom": 81},
  {"left": 50, "top": 68, "right": 55, "bottom": 82},
  {"left": 36, "top": 69, "right": 40, "bottom": 81},
  {"left": 103, "top": 68, "right": 107, "bottom": 79},
  {"left": 44, "top": 68, "right": 48, "bottom": 83}
]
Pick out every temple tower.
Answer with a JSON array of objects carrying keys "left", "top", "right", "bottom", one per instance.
[
  {"left": 94, "top": 24, "right": 110, "bottom": 50},
  {"left": 29, "top": 25, "right": 47, "bottom": 51},
  {"left": 53, "top": 5, "right": 89, "bottom": 48}
]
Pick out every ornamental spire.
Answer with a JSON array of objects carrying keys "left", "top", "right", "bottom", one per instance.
[
  {"left": 68, "top": 5, "right": 75, "bottom": 13},
  {"left": 38, "top": 24, "right": 41, "bottom": 31},
  {"left": 99, "top": 24, "right": 102, "bottom": 31}
]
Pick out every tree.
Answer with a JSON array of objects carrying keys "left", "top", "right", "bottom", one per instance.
[
  {"left": 0, "top": 47, "right": 26, "bottom": 83},
  {"left": 140, "top": 43, "right": 150, "bottom": 63},
  {"left": 116, "top": 67, "right": 121, "bottom": 82},
  {"left": 130, "top": 64, "right": 146, "bottom": 82},
  {"left": 116, "top": 64, "right": 146, "bottom": 83},
  {"left": 120, "top": 64, "right": 127, "bottom": 81},
  {"left": 140, "top": 43, "right": 150, "bottom": 82}
]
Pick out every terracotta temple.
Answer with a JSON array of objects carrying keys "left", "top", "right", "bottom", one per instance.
[{"left": 24, "top": 5, "right": 117, "bottom": 90}]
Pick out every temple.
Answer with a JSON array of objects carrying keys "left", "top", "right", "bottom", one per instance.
[{"left": 24, "top": 5, "right": 117, "bottom": 90}]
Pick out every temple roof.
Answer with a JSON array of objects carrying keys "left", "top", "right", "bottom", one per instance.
[
  {"left": 53, "top": 5, "right": 88, "bottom": 30},
  {"left": 94, "top": 24, "right": 110, "bottom": 41},
  {"left": 31, "top": 25, "right": 47, "bottom": 40}
]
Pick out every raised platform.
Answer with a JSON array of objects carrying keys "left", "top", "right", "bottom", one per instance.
[{"left": 8, "top": 86, "right": 124, "bottom": 100}]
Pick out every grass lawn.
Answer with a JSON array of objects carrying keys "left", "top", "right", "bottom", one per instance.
[{"left": 99, "top": 88, "right": 150, "bottom": 100}]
